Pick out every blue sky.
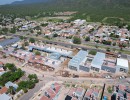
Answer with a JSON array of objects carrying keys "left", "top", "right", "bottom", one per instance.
[{"left": 0, "top": 0, "right": 22, "bottom": 5}]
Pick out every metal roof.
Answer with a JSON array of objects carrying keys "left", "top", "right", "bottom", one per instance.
[
  {"left": 49, "top": 53, "right": 61, "bottom": 60},
  {"left": 91, "top": 52, "right": 105, "bottom": 69},
  {"left": 5, "top": 81, "right": 18, "bottom": 89},
  {"left": 0, "top": 37, "right": 20, "bottom": 47},
  {"left": 0, "top": 93, "right": 11, "bottom": 100},
  {"left": 68, "top": 50, "right": 88, "bottom": 68},
  {"left": 28, "top": 46, "right": 71, "bottom": 57}
]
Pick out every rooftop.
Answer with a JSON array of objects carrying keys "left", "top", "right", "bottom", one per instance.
[
  {"left": 0, "top": 87, "right": 8, "bottom": 94},
  {"left": 116, "top": 58, "right": 129, "bottom": 68},
  {"left": 0, "top": 93, "right": 11, "bottom": 100},
  {"left": 0, "top": 37, "right": 20, "bottom": 47},
  {"left": 91, "top": 52, "right": 105, "bottom": 69},
  {"left": 69, "top": 50, "right": 88, "bottom": 69}
]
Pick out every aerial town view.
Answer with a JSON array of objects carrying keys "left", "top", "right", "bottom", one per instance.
[{"left": 0, "top": 0, "right": 130, "bottom": 100}]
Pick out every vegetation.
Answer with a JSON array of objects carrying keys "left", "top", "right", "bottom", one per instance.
[
  {"left": 89, "top": 50, "right": 97, "bottom": 55},
  {"left": 29, "top": 38, "right": 35, "bottom": 43},
  {"left": 17, "top": 74, "right": 38, "bottom": 92},
  {"left": 35, "top": 51, "right": 41, "bottom": 55},
  {"left": 102, "top": 40, "right": 111, "bottom": 45},
  {"left": 10, "top": 27, "right": 16, "bottom": 33},
  {"left": 0, "top": 67, "right": 24, "bottom": 86},
  {"left": 73, "top": 36, "right": 81, "bottom": 44},
  {"left": 41, "top": 23, "right": 48, "bottom": 27},
  {"left": 107, "top": 86, "right": 113, "bottom": 93},
  {"left": 5, "top": 63, "right": 16, "bottom": 72},
  {"left": 53, "top": 33, "right": 58, "bottom": 37},
  {"left": 85, "top": 36, "right": 90, "bottom": 41},
  {"left": 0, "top": 0, "right": 130, "bottom": 24}
]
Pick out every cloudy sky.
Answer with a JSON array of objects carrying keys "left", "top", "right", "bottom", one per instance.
[{"left": 0, "top": 0, "right": 22, "bottom": 5}]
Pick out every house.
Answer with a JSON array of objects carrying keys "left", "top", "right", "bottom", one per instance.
[
  {"left": 116, "top": 58, "right": 129, "bottom": 73},
  {"left": 68, "top": 50, "right": 88, "bottom": 71},
  {"left": 91, "top": 52, "right": 105, "bottom": 72},
  {"left": 0, "top": 37, "right": 20, "bottom": 48},
  {"left": 0, "top": 87, "right": 8, "bottom": 94},
  {"left": 0, "top": 93, "right": 12, "bottom": 100},
  {"left": 5, "top": 81, "right": 18, "bottom": 90},
  {"left": 83, "top": 88, "right": 100, "bottom": 100},
  {"left": 40, "top": 83, "right": 62, "bottom": 100}
]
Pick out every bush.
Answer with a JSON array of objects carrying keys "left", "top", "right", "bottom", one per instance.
[
  {"left": 73, "top": 36, "right": 81, "bottom": 44},
  {"left": 85, "top": 36, "right": 90, "bottom": 41},
  {"left": 29, "top": 38, "right": 35, "bottom": 43},
  {"left": 53, "top": 33, "right": 58, "bottom": 37},
  {"left": 89, "top": 50, "right": 97, "bottom": 55},
  {"left": 35, "top": 51, "right": 41, "bottom": 55}
]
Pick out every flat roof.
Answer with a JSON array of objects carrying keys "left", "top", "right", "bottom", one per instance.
[
  {"left": 0, "top": 37, "right": 20, "bottom": 47},
  {"left": 69, "top": 50, "right": 88, "bottom": 68},
  {"left": 117, "top": 58, "right": 129, "bottom": 68},
  {"left": 0, "top": 93, "right": 11, "bottom": 100},
  {"left": 91, "top": 52, "right": 105, "bottom": 69}
]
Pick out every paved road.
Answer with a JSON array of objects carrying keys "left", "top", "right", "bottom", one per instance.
[
  {"left": 14, "top": 34, "right": 129, "bottom": 58},
  {"left": 19, "top": 80, "right": 44, "bottom": 100}
]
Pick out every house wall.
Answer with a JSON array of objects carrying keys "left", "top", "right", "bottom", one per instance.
[
  {"left": 101, "top": 65, "right": 116, "bottom": 73},
  {"left": 79, "top": 65, "right": 90, "bottom": 72},
  {"left": 116, "top": 65, "right": 129, "bottom": 73},
  {"left": 68, "top": 65, "right": 78, "bottom": 71}
]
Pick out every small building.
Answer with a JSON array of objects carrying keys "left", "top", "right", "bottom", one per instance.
[
  {"left": 5, "top": 81, "right": 18, "bottom": 90},
  {"left": 0, "top": 93, "right": 12, "bottom": 100},
  {"left": 83, "top": 88, "right": 100, "bottom": 100},
  {"left": 101, "top": 60, "right": 116, "bottom": 73},
  {"left": 0, "top": 37, "right": 20, "bottom": 48},
  {"left": 116, "top": 58, "right": 129, "bottom": 73},
  {"left": 0, "top": 87, "right": 8, "bottom": 94},
  {"left": 91, "top": 52, "right": 105, "bottom": 72},
  {"left": 68, "top": 50, "right": 88, "bottom": 71}
]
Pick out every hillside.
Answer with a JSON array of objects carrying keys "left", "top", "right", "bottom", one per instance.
[
  {"left": 0, "top": 0, "right": 130, "bottom": 24},
  {"left": 12, "top": 0, "right": 52, "bottom": 4}
]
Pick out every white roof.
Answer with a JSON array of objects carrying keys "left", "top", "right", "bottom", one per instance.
[
  {"left": 117, "top": 58, "right": 129, "bottom": 68},
  {"left": 0, "top": 93, "right": 11, "bottom": 100},
  {"left": 91, "top": 52, "right": 105, "bottom": 69}
]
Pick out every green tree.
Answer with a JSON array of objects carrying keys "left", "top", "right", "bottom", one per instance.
[
  {"left": 10, "top": 27, "right": 16, "bottom": 33},
  {"left": 85, "top": 36, "right": 90, "bottom": 41},
  {"left": 53, "top": 33, "right": 58, "bottom": 37},
  {"left": 73, "top": 36, "right": 81, "bottom": 44},
  {"left": 29, "top": 38, "right": 35, "bottom": 43},
  {"left": 89, "top": 50, "right": 97, "bottom": 55},
  {"left": 106, "top": 47, "right": 110, "bottom": 52},
  {"left": 24, "top": 42, "right": 29, "bottom": 46},
  {"left": 112, "top": 42, "right": 116, "bottom": 46},
  {"left": 5, "top": 63, "right": 16, "bottom": 72},
  {"left": 8, "top": 86, "right": 15, "bottom": 95},
  {"left": 35, "top": 51, "right": 41, "bottom": 55}
]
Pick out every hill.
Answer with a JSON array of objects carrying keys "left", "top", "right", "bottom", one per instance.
[
  {"left": 0, "top": 0, "right": 130, "bottom": 24},
  {"left": 12, "top": 0, "right": 52, "bottom": 4}
]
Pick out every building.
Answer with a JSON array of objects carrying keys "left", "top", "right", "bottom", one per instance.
[
  {"left": 68, "top": 50, "right": 129, "bottom": 73},
  {"left": 5, "top": 81, "right": 18, "bottom": 90},
  {"left": 0, "top": 87, "right": 8, "bottom": 94},
  {"left": 116, "top": 58, "right": 129, "bottom": 73},
  {"left": 68, "top": 50, "right": 88, "bottom": 71},
  {"left": 0, "top": 37, "right": 20, "bottom": 48},
  {"left": 40, "top": 82, "right": 62, "bottom": 100},
  {"left": 65, "top": 87, "right": 85, "bottom": 100},
  {"left": 0, "top": 93, "right": 12, "bottom": 100},
  {"left": 79, "top": 56, "right": 92, "bottom": 72},
  {"left": 83, "top": 88, "right": 100, "bottom": 100},
  {"left": 101, "top": 59, "right": 116, "bottom": 73},
  {"left": 91, "top": 52, "right": 105, "bottom": 72}
]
